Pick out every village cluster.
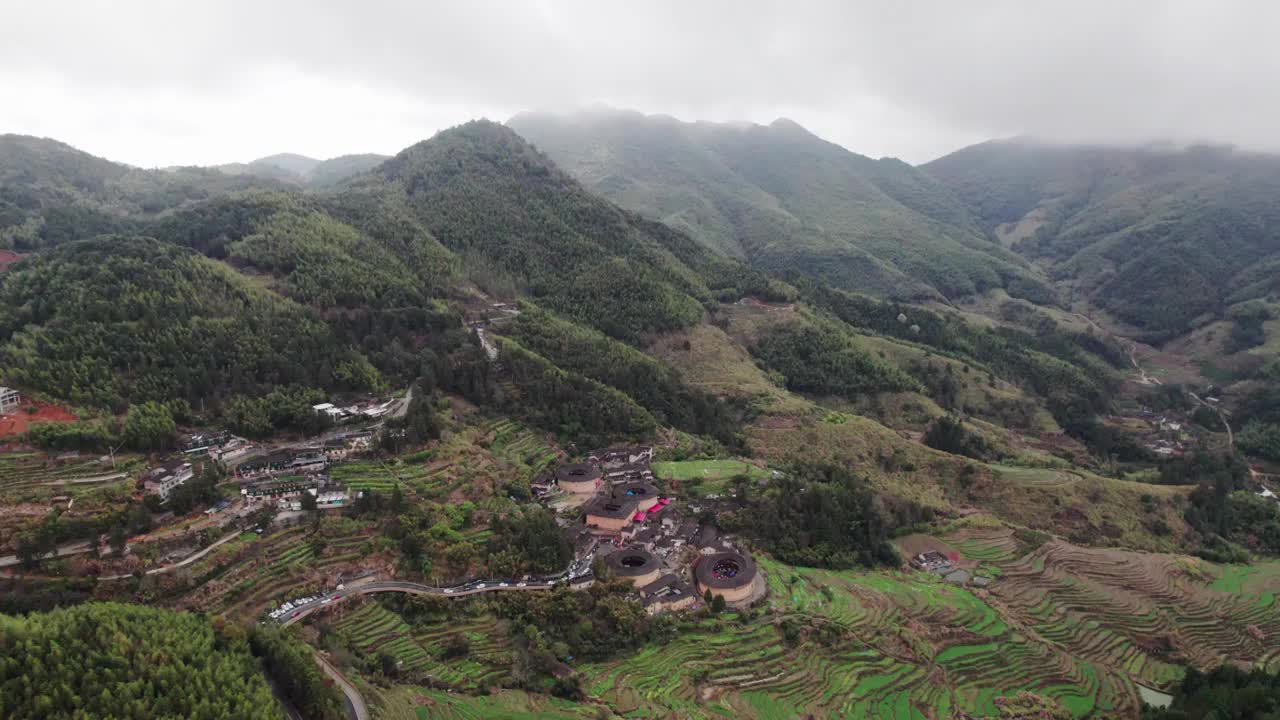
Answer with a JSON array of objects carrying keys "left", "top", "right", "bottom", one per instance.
[
  {"left": 138, "top": 430, "right": 374, "bottom": 513},
  {"left": 541, "top": 446, "right": 764, "bottom": 615},
  {"left": 1133, "top": 408, "right": 1194, "bottom": 457}
]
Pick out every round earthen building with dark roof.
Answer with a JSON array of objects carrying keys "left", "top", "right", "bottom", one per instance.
[
  {"left": 695, "top": 550, "right": 756, "bottom": 603},
  {"left": 606, "top": 546, "right": 661, "bottom": 587},
  {"left": 611, "top": 481, "right": 660, "bottom": 511},
  {"left": 555, "top": 463, "right": 601, "bottom": 493}
]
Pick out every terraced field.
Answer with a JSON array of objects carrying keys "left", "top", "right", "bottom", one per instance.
[
  {"left": 308, "top": 534, "right": 1280, "bottom": 719},
  {"left": 372, "top": 686, "right": 595, "bottom": 719},
  {"left": 974, "top": 535, "right": 1280, "bottom": 686},
  {"left": 482, "top": 419, "right": 561, "bottom": 477},
  {"left": 330, "top": 420, "right": 561, "bottom": 504},
  {"left": 177, "top": 519, "right": 378, "bottom": 618},
  {"left": 0, "top": 451, "right": 135, "bottom": 498},
  {"left": 572, "top": 538, "right": 1279, "bottom": 718},
  {"left": 333, "top": 601, "right": 512, "bottom": 691}
]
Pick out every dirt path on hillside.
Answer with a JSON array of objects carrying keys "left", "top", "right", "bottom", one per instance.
[{"left": 1129, "top": 344, "right": 1163, "bottom": 386}]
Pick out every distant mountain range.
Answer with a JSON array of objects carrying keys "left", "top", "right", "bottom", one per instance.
[{"left": 214, "top": 152, "right": 390, "bottom": 188}]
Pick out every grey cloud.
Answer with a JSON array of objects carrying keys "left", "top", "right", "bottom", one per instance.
[{"left": 2, "top": 1, "right": 1276, "bottom": 165}]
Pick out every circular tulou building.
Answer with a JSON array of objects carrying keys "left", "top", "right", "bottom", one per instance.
[
  {"left": 555, "top": 463, "right": 601, "bottom": 493},
  {"left": 695, "top": 551, "right": 756, "bottom": 603},
  {"left": 606, "top": 546, "right": 661, "bottom": 587},
  {"left": 611, "top": 481, "right": 660, "bottom": 511}
]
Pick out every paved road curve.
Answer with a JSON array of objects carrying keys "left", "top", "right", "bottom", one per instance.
[
  {"left": 312, "top": 650, "right": 370, "bottom": 720},
  {"left": 278, "top": 576, "right": 582, "bottom": 626}
]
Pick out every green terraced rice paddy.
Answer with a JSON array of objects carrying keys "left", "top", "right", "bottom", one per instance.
[
  {"left": 652, "top": 459, "right": 770, "bottom": 481},
  {"left": 337, "top": 551, "right": 1280, "bottom": 719},
  {"left": 374, "top": 686, "right": 594, "bottom": 719},
  {"left": 565, "top": 558, "right": 1142, "bottom": 718},
  {"left": 334, "top": 603, "right": 512, "bottom": 691},
  {"left": 1209, "top": 564, "right": 1257, "bottom": 594}
]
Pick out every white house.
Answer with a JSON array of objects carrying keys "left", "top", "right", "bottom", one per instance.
[
  {"left": 143, "top": 463, "right": 195, "bottom": 501},
  {"left": 0, "top": 387, "right": 20, "bottom": 415}
]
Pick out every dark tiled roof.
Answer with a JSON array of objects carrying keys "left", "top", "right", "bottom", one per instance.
[{"left": 584, "top": 495, "right": 639, "bottom": 520}]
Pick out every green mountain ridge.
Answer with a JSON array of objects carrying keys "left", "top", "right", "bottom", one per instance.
[
  {"left": 508, "top": 108, "right": 1050, "bottom": 303},
  {"left": 923, "top": 139, "right": 1280, "bottom": 340}
]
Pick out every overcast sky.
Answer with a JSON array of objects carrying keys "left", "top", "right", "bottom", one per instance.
[{"left": 2, "top": 1, "right": 1277, "bottom": 167}]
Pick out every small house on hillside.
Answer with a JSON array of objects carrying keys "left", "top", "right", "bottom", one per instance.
[
  {"left": 143, "top": 462, "right": 195, "bottom": 501},
  {"left": 911, "top": 551, "right": 952, "bottom": 573}
]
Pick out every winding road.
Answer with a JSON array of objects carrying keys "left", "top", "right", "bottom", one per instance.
[{"left": 278, "top": 572, "right": 590, "bottom": 627}]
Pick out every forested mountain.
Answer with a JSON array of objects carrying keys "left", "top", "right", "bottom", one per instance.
[
  {"left": 0, "top": 120, "right": 1124, "bottom": 452},
  {"left": 150, "top": 191, "right": 456, "bottom": 308},
  {"left": 345, "top": 119, "right": 772, "bottom": 342},
  {"left": 0, "top": 235, "right": 380, "bottom": 411},
  {"left": 509, "top": 108, "right": 1049, "bottom": 303},
  {"left": 924, "top": 139, "right": 1280, "bottom": 340},
  {"left": 0, "top": 135, "right": 286, "bottom": 251}
]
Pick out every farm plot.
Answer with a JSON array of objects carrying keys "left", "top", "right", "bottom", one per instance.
[
  {"left": 372, "top": 685, "right": 594, "bottom": 720},
  {"left": 0, "top": 451, "right": 135, "bottom": 498},
  {"left": 573, "top": 556, "right": 1138, "bottom": 719},
  {"left": 315, "top": 549, "right": 1280, "bottom": 719},
  {"left": 332, "top": 602, "right": 512, "bottom": 691},
  {"left": 179, "top": 519, "right": 378, "bottom": 618},
  {"left": 986, "top": 540, "right": 1280, "bottom": 689},
  {"left": 481, "top": 419, "right": 561, "bottom": 477},
  {"left": 651, "top": 459, "right": 771, "bottom": 495}
]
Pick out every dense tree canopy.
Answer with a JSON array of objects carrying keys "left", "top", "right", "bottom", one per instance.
[
  {"left": 1142, "top": 666, "right": 1280, "bottom": 720},
  {"left": 722, "top": 461, "right": 929, "bottom": 569},
  {"left": 750, "top": 319, "right": 920, "bottom": 398},
  {"left": 0, "top": 602, "right": 282, "bottom": 720},
  {"left": 0, "top": 236, "right": 373, "bottom": 411}
]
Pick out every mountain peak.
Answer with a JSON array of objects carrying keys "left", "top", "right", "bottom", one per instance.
[{"left": 768, "top": 117, "right": 813, "bottom": 135}]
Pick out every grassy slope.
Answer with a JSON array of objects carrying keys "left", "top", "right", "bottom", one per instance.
[{"left": 650, "top": 304, "right": 1190, "bottom": 552}]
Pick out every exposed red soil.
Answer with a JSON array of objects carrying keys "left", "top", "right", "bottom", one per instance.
[
  {"left": 0, "top": 401, "right": 79, "bottom": 438},
  {"left": 0, "top": 250, "right": 22, "bottom": 271}
]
